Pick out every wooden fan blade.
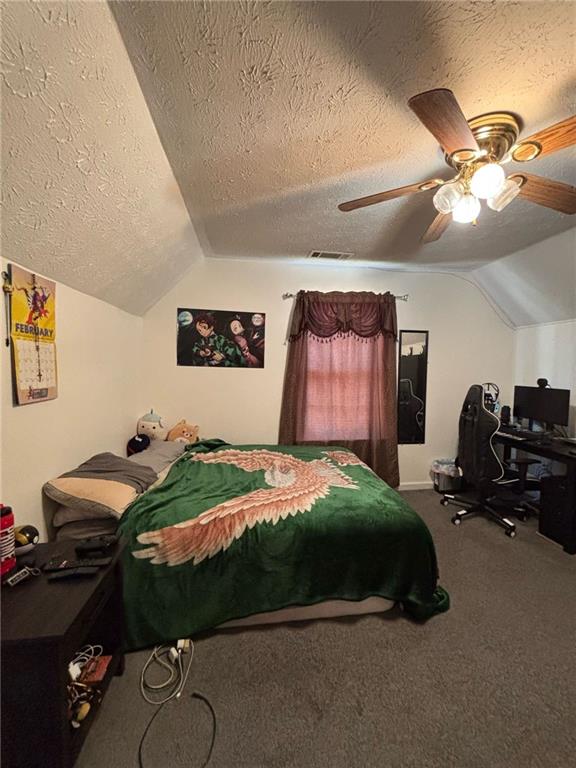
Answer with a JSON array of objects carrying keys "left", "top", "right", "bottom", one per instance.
[
  {"left": 510, "top": 172, "right": 576, "bottom": 214},
  {"left": 338, "top": 179, "right": 442, "bottom": 212},
  {"left": 512, "top": 115, "right": 576, "bottom": 162},
  {"left": 408, "top": 89, "right": 479, "bottom": 156},
  {"left": 422, "top": 212, "right": 451, "bottom": 243}
]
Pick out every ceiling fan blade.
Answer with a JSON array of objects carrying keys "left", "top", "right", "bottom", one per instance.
[
  {"left": 338, "top": 179, "right": 442, "bottom": 212},
  {"left": 511, "top": 115, "right": 576, "bottom": 162},
  {"left": 408, "top": 89, "right": 479, "bottom": 156},
  {"left": 422, "top": 212, "right": 451, "bottom": 244},
  {"left": 510, "top": 172, "right": 576, "bottom": 214}
]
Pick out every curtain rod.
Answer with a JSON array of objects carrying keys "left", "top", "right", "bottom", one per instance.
[{"left": 282, "top": 292, "right": 409, "bottom": 302}]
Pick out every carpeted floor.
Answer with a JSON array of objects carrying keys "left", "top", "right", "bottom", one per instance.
[{"left": 77, "top": 490, "right": 576, "bottom": 768}]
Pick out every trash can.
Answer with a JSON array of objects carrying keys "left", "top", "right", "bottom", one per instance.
[{"left": 430, "top": 459, "right": 462, "bottom": 493}]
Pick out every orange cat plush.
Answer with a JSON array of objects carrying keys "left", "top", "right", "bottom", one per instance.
[{"left": 166, "top": 420, "right": 199, "bottom": 444}]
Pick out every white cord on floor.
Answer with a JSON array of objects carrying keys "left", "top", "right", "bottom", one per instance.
[
  {"left": 138, "top": 640, "right": 216, "bottom": 767},
  {"left": 140, "top": 642, "right": 195, "bottom": 705}
]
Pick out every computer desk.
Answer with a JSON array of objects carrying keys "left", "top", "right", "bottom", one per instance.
[{"left": 494, "top": 431, "right": 576, "bottom": 554}]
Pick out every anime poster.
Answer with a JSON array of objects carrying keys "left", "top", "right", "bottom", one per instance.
[
  {"left": 177, "top": 308, "right": 265, "bottom": 368},
  {"left": 8, "top": 264, "right": 58, "bottom": 404}
]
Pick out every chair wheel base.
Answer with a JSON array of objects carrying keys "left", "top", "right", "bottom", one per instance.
[
  {"left": 451, "top": 516, "right": 462, "bottom": 525},
  {"left": 440, "top": 498, "right": 449, "bottom": 507},
  {"left": 505, "top": 528, "right": 517, "bottom": 538}
]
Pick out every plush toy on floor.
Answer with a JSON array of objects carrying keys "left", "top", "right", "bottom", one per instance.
[{"left": 166, "top": 420, "right": 199, "bottom": 444}]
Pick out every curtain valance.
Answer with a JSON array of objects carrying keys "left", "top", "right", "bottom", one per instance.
[{"left": 288, "top": 290, "right": 397, "bottom": 341}]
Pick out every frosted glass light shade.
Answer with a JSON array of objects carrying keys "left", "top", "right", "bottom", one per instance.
[
  {"left": 452, "top": 194, "right": 481, "bottom": 223},
  {"left": 487, "top": 177, "right": 522, "bottom": 212},
  {"left": 470, "top": 163, "right": 506, "bottom": 199},
  {"left": 433, "top": 181, "right": 464, "bottom": 214}
]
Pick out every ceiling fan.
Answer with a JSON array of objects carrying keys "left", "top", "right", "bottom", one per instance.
[{"left": 338, "top": 88, "right": 576, "bottom": 243}]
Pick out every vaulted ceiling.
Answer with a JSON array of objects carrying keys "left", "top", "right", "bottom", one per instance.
[
  {"left": 1, "top": 0, "right": 202, "bottom": 315},
  {"left": 2, "top": 1, "right": 575, "bottom": 316},
  {"left": 111, "top": 0, "right": 575, "bottom": 268}
]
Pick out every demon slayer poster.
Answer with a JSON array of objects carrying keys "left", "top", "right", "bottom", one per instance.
[
  {"left": 177, "top": 309, "right": 265, "bottom": 368},
  {"left": 9, "top": 264, "right": 58, "bottom": 404}
]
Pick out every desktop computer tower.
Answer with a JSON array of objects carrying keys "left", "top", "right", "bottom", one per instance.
[{"left": 539, "top": 475, "right": 575, "bottom": 548}]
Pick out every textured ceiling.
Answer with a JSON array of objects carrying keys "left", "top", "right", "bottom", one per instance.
[
  {"left": 2, "top": 1, "right": 574, "bottom": 320},
  {"left": 1, "top": 1, "right": 202, "bottom": 315},
  {"left": 111, "top": 0, "right": 575, "bottom": 269}
]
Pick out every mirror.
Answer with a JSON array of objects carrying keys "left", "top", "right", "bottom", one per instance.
[{"left": 398, "top": 330, "right": 429, "bottom": 444}]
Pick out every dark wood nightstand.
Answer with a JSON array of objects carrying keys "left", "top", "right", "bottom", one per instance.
[{"left": 1, "top": 540, "right": 125, "bottom": 768}]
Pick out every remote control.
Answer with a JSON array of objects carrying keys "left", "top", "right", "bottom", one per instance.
[
  {"left": 43, "top": 556, "right": 112, "bottom": 573},
  {"left": 47, "top": 567, "right": 99, "bottom": 581},
  {"left": 75, "top": 534, "right": 119, "bottom": 556}
]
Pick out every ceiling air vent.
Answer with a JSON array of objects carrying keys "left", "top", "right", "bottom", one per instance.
[{"left": 307, "top": 250, "right": 353, "bottom": 261}]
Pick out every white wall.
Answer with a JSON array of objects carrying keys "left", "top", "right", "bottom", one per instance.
[
  {"left": 142, "top": 259, "right": 516, "bottom": 488},
  {"left": 1, "top": 262, "right": 145, "bottom": 538},
  {"left": 1, "top": 253, "right": 532, "bottom": 539},
  {"left": 515, "top": 320, "right": 576, "bottom": 435}
]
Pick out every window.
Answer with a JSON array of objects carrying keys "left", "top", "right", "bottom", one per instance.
[{"left": 298, "top": 334, "right": 385, "bottom": 441}]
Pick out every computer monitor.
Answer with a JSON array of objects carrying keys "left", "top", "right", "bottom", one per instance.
[{"left": 513, "top": 386, "right": 570, "bottom": 427}]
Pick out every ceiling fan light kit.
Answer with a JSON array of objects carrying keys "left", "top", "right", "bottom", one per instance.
[
  {"left": 487, "top": 177, "right": 523, "bottom": 212},
  {"left": 470, "top": 162, "right": 506, "bottom": 199},
  {"left": 432, "top": 181, "right": 464, "bottom": 214},
  {"left": 452, "top": 194, "right": 481, "bottom": 224},
  {"left": 433, "top": 159, "right": 506, "bottom": 222},
  {"left": 338, "top": 90, "right": 576, "bottom": 242}
]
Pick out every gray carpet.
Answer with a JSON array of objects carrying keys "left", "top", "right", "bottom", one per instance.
[{"left": 77, "top": 491, "right": 576, "bottom": 768}]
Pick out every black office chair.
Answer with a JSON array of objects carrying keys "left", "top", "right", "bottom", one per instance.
[{"left": 441, "top": 384, "right": 539, "bottom": 537}]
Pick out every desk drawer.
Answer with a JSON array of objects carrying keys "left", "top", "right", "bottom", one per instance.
[{"left": 539, "top": 475, "right": 575, "bottom": 547}]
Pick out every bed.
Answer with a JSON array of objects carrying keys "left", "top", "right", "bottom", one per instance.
[{"left": 119, "top": 440, "right": 449, "bottom": 650}]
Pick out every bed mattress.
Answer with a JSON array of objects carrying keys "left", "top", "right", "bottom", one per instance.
[{"left": 219, "top": 596, "right": 396, "bottom": 629}]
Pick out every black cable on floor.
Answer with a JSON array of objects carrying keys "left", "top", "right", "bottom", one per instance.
[{"left": 138, "top": 691, "right": 217, "bottom": 768}]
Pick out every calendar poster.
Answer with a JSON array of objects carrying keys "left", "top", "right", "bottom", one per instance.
[{"left": 9, "top": 264, "right": 58, "bottom": 404}]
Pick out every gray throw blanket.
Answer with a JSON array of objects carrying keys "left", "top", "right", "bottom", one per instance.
[{"left": 61, "top": 452, "right": 157, "bottom": 493}]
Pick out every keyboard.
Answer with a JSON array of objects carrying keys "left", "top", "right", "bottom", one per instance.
[
  {"left": 499, "top": 428, "right": 552, "bottom": 441},
  {"left": 496, "top": 431, "right": 527, "bottom": 441}
]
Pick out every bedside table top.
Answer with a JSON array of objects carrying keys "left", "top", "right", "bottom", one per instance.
[{"left": 1, "top": 540, "right": 125, "bottom": 644}]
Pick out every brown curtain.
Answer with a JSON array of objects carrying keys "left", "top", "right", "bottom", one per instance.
[{"left": 279, "top": 291, "right": 399, "bottom": 487}]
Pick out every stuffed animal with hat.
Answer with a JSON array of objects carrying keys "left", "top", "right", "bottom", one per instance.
[{"left": 137, "top": 409, "right": 168, "bottom": 441}]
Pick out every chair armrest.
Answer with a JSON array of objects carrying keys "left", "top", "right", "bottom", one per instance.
[
  {"left": 506, "top": 457, "right": 540, "bottom": 466},
  {"left": 503, "top": 457, "right": 541, "bottom": 492}
]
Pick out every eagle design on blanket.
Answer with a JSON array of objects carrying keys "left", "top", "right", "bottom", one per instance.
[{"left": 133, "top": 449, "right": 362, "bottom": 567}]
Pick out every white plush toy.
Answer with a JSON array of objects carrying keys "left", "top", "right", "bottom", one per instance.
[{"left": 137, "top": 409, "right": 168, "bottom": 441}]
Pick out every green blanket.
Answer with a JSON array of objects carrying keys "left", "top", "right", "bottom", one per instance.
[{"left": 120, "top": 441, "right": 449, "bottom": 649}]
